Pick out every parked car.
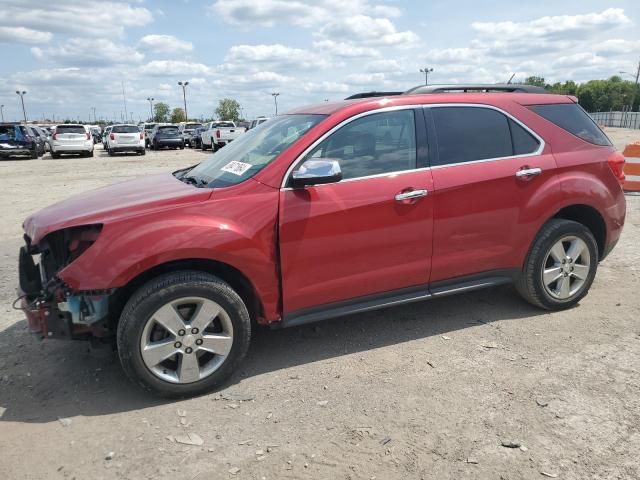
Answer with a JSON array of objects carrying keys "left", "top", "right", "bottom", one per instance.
[
  {"left": 105, "top": 124, "right": 145, "bottom": 156},
  {"left": 0, "top": 124, "right": 42, "bottom": 159},
  {"left": 200, "top": 121, "right": 245, "bottom": 151},
  {"left": 50, "top": 124, "right": 93, "bottom": 158},
  {"left": 142, "top": 123, "right": 157, "bottom": 148},
  {"left": 191, "top": 126, "right": 206, "bottom": 149},
  {"left": 248, "top": 117, "right": 269, "bottom": 129},
  {"left": 18, "top": 85, "right": 626, "bottom": 397},
  {"left": 90, "top": 126, "right": 102, "bottom": 144},
  {"left": 102, "top": 126, "right": 112, "bottom": 149},
  {"left": 29, "top": 125, "right": 48, "bottom": 156},
  {"left": 34, "top": 125, "right": 51, "bottom": 152},
  {"left": 179, "top": 122, "right": 203, "bottom": 148},
  {"left": 149, "top": 124, "right": 184, "bottom": 150}
]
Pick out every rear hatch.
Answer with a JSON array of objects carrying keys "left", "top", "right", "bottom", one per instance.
[
  {"left": 55, "top": 125, "right": 87, "bottom": 145},
  {"left": 0, "top": 125, "right": 26, "bottom": 150},
  {"left": 157, "top": 126, "right": 181, "bottom": 139},
  {"left": 112, "top": 125, "right": 141, "bottom": 144}
]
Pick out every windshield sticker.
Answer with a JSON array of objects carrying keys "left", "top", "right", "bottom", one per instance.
[{"left": 221, "top": 161, "right": 252, "bottom": 176}]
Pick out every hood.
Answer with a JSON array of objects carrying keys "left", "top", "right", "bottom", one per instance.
[{"left": 24, "top": 172, "right": 211, "bottom": 244}]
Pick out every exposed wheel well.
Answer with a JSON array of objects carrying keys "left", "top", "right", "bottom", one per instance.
[
  {"left": 553, "top": 204, "right": 606, "bottom": 259},
  {"left": 108, "top": 259, "right": 263, "bottom": 332}
]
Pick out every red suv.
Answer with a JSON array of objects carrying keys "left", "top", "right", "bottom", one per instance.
[{"left": 18, "top": 85, "right": 626, "bottom": 397}]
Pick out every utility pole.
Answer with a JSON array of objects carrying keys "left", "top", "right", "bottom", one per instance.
[
  {"left": 420, "top": 67, "right": 434, "bottom": 86},
  {"left": 178, "top": 82, "right": 189, "bottom": 121},
  {"left": 91, "top": 106, "right": 96, "bottom": 124},
  {"left": 15, "top": 90, "right": 27, "bottom": 123},
  {"left": 271, "top": 92, "right": 280, "bottom": 116},
  {"left": 0, "top": 104, "right": 4, "bottom": 122},
  {"left": 147, "top": 97, "right": 154, "bottom": 121},
  {"left": 619, "top": 59, "right": 640, "bottom": 111},
  {"left": 121, "top": 81, "right": 128, "bottom": 121}
]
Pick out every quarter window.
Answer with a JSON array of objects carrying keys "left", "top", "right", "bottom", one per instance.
[
  {"left": 302, "top": 110, "right": 417, "bottom": 180},
  {"left": 431, "top": 107, "right": 539, "bottom": 166}
]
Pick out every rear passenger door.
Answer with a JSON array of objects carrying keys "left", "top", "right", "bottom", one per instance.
[{"left": 427, "top": 105, "right": 558, "bottom": 283}]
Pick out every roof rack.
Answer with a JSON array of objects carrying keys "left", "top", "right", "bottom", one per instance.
[
  {"left": 344, "top": 91, "right": 402, "bottom": 100},
  {"left": 403, "top": 84, "right": 547, "bottom": 95}
]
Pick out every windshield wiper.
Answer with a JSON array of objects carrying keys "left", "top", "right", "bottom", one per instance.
[{"left": 182, "top": 175, "right": 208, "bottom": 188}]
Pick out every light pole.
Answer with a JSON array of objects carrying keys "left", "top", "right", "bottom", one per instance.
[
  {"left": 0, "top": 104, "right": 4, "bottom": 122},
  {"left": 620, "top": 60, "right": 640, "bottom": 111},
  {"left": 178, "top": 82, "right": 189, "bottom": 121},
  {"left": 147, "top": 97, "right": 154, "bottom": 121},
  {"left": 16, "top": 90, "right": 27, "bottom": 123},
  {"left": 271, "top": 92, "right": 280, "bottom": 116},
  {"left": 420, "top": 67, "right": 434, "bottom": 86},
  {"left": 91, "top": 106, "right": 96, "bottom": 124}
]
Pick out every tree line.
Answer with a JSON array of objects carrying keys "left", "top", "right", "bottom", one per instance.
[
  {"left": 152, "top": 98, "right": 242, "bottom": 123},
  {"left": 523, "top": 76, "right": 638, "bottom": 112}
]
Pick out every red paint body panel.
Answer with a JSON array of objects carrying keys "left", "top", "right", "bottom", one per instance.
[
  {"left": 20, "top": 92, "right": 626, "bottom": 328},
  {"left": 279, "top": 170, "right": 434, "bottom": 313}
]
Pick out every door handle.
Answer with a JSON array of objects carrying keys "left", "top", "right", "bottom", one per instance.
[
  {"left": 395, "top": 189, "right": 428, "bottom": 201},
  {"left": 515, "top": 167, "right": 542, "bottom": 179}
]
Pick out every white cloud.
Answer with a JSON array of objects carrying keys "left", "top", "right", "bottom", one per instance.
[
  {"left": 316, "top": 16, "right": 418, "bottom": 47},
  {"left": 312, "top": 40, "right": 380, "bottom": 58},
  {"left": 472, "top": 8, "right": 630, "bottom": 40},
  {"left": 225, "top": 44, "right": 331, "bottom": 70},
  {"left": 140, "top": 60, "right": 213, "bottom": 76},
  {"left": 0, "top": 26, "right": 51, "bottom": 44},
  {"left": 139, "top": 34, "right": 193, "bottom": 54},
  {"left": 0, "top": 0, "right": 153, "bottom": 38},
  {"left": 31, "top": 39, "right": 144, "bottom": 66}
]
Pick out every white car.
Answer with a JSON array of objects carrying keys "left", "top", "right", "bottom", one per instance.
[
  {"left": 50, "top": 124, "right": 94, "bottom": 158},
  {"left": 105, "top": 124, "right": 145, "bottom": 156}
]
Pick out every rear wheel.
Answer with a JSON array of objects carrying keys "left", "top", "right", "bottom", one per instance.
[
  {"left": 88, "top": 149, "right": 94, "bottom": 158},
  {"left": 117, "top": 271, "right": 251, "bottom": 397},
  {"left": 107, "top": 148, "right": 114, "bottom": 157},
  {"left": 140, "top": 149, "right": 146, "bottom": 156},
  {"left": 517, "top": 219, "right": 598, "bottom": 310},
  {"left": 201, "top": 140, "right": 208, "bottom": 151}
]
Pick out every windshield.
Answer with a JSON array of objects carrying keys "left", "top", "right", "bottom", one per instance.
[
  {"left": 158, "top": 126, "right": 179, "bottom": 134},
  {"left": 186, "top": 114, "right": 325, "bottom": 188},
  {"left": 213, "top": 122, "right": 235, "bottom": 128}
]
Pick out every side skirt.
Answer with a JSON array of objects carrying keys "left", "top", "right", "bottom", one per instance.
[{"left": 277, "top": 269, "right": 517, "bottom": 329}]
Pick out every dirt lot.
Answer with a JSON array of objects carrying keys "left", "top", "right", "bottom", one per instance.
[{"left": 0, "top": 130, "right": 639, "bottom": 480}]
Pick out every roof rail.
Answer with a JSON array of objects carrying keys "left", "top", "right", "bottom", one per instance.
[
  {"left": 403, "top": 84, "right": 547, "bottom": 95},
  {"left": 344, "top": 91, "right": 402, "bottom": 100}
]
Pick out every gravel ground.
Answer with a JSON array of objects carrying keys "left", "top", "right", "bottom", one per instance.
[{"left": 0, "top": 130, "right": 639, "bottom": 480}]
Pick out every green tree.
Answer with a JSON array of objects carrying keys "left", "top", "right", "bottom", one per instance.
[
  {"left": 524, "top": 76, "right": 547, "bottom": 88},
  {"left": 153, "top": 102, "right": 170, "bottom": 123},
  {"left": 170, "top": 107, "right": 186, "bottom": 123},
  {"left": 215, "top": 98, "right": 241, "bottom": 122}
]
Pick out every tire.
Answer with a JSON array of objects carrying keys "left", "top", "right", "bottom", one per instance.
[
  {"left": 107, "top": 148, "right": 114, "bottom": 157},
  {"left": 50, "top": 151, "right": 59, "bottom": 159},
  {"left": 140, "top": 149, "right": 146, "bottom": 156},
  {"left": 117, "top": 271, "right": 251, "bottom": 397},
  {"left": 179, "top": 145, "right": 184, "bottom": 150},
  {"left": 516, "top": 219, "right": 598, "bottom": 310},
  {"left": 88, "top": 150, "right": 94, "bottom": 158},
  {"left": 213, "top": 143, "right": 220, "bottom": 152},
  {"left": 30, "top": 148, "right": 38, "bottom": 159}
]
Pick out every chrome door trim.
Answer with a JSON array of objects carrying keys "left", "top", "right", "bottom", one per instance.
[
  {"left": 515, "top": 167, "right": 543, "bottom": 178},
  {"left": 395, "top": 189, "right": 428, "bottom": 201}
]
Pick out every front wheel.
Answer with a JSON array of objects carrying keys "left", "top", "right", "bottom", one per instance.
[
  {"left": 117, "top": 271, "right": 251, "bottom": 397},
  {"left": 517, "top": 219, "right": 598, "bottom": 310}
]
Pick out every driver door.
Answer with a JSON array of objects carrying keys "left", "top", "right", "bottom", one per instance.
[{"left": 278, "top": 108, "right": 434, "bottom": 316}]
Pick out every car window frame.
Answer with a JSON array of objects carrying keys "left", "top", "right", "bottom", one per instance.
[
  {"left": 281, "top": 105, "right": 429, "bottom": 189},
  {"left": 423, "top": 104, "right": 544, "bottom": 169}
]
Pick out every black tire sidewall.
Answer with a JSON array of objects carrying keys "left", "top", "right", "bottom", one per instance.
[{"left": 117, "top": 271, "right": 251, "bottom": 397}]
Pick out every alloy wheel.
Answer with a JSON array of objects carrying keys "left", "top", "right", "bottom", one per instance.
[
  {"left": 541, "top": 236, "right": 591, "bottom": 300},
  {"left": 140, "top": 297, "right": 233, "bottom": 384}
]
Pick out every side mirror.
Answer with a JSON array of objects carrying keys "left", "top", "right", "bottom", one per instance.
[{"left": 290, "top": 159, "right": 342, "bottom": 188}]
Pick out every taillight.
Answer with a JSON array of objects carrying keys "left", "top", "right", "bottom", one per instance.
[
  {"left": 52, "top": 132, "right": 57, "bottom": 140},
  {"left": 607, "top": 152, "right": 625, "bottom": 184},
  {"left": 110, "top": 133, "right": 115, "bottom": 140},
  {"left": 86, "top": 131, "right": 91, "bottom": 140},
  {"left": 216, "top": 129, "right": 221, "bottom": 138},
  {"left": 139, "top": 132, "right": 144, "bottom": 140}
]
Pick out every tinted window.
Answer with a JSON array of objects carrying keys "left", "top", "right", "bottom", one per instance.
[
  {"left": 158, "top": 126, "right": 179, "bottom": 134},
  {"left": 185, "top": 123, "right": 202, "bottom": 130},
  {"left": 529, "top": 104, "right": 611, "bottom": 146},
  {"left": 56, "top": 125, "right": 86, "bottom": 134},
  {"left": 509, "top": 119, "right": 540, "bottom": 155},
  {"left": 212, "top": 122, "right": 235, "bottom": 128},
  {"left": 300, "top": 110, "right": 416, "bottom": 180},
  {"left": 112, "top": 125, "right": 139, "bottom": 133},
  {"left": 432, "top": 107, "right": 512, "bottom": 166}
]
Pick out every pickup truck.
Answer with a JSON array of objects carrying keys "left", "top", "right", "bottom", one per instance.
[
  {"left": 200, "top": 121, "right": 246, "bottom": 151},
  {"left": 17, "top": 90, "right": 626, "bottom": 397}
]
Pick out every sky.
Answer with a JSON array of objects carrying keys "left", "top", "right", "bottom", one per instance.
[{"left": 0, "top": 0, "right": 638, "bottom": 123}]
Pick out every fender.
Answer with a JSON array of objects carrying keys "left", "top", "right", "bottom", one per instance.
[{"left": 59, "top": 181, "right": 281, "bottom": 320}]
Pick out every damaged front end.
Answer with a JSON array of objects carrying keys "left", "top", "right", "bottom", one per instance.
[{"left": 17, "top": 225, "right": 113, "bottom": 340}]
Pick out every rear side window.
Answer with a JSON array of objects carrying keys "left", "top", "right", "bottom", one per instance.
[
  {"left": 529, "top": 104, "right": 611, "bottom": 146},
  {"left": 0, "top": 126, "right": 17, "bottom": 140},
  {"left": 56, "top": 125, "right": 86, "bottom": 134},
  {"left": 431, "top": 107, "right": 540, "bottom": 166},
  {"left": 112, "top": 126, "right": 139, "bottom": 133}
]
